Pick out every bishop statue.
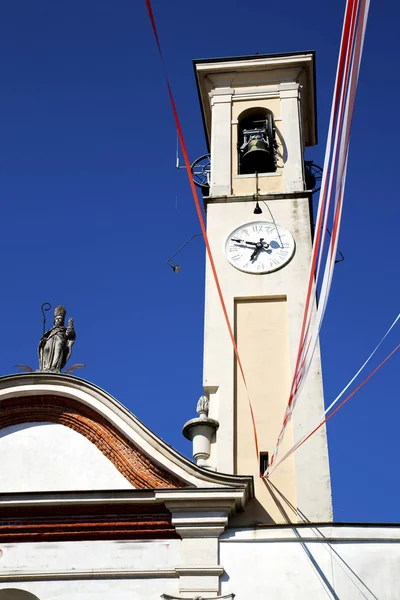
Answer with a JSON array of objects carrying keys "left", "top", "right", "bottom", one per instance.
[{"left": 38, "top": 305, "right": 76, "bottom": 372}]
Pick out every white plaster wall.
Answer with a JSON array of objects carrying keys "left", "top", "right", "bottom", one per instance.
[
  {"left": 0, "top": 423, "right": 133, "bottom": 492},
  {"left": 0, "top": 540, "right": 181, "bottom": 574},
  {"left": 0, "top": 540, "right": 181, "bottom": 576},
  {"left": 0, "top": 580, "right": 176, "bottom": 600},
  {"left": 1, "top": 527, "right": 399, "bottom": 598},
  {"left": 220, "top": 526, "right": 400, "bottom": 599},
  {"left": 0, "top": 539, "right": 182, "bottom": 600}
]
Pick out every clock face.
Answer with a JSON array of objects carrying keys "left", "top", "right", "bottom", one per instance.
[{"left": 225, "top": 220, "right": 295, "bottom": 274}]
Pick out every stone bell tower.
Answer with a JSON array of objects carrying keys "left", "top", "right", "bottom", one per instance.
[{"left": 193, "top": 52, "right": 332, "bottom": 523}]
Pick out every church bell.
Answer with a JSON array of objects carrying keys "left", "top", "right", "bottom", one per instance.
[
  {"left": 240, "top": 137, "right": 271, "bottom": 175},
  {"left": 239, "top": 113, "right": 275, "bottom": 175}
]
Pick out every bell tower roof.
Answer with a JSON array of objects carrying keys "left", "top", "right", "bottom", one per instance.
[{"left": 193, "top": 51, "right": 317, "bottom": 149}]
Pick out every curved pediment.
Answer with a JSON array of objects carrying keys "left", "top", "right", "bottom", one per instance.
[
  {"left": 0, "top": 373, "right": 253, "bottom": 494},
  {"left": 0, "top": 394, "right": 184, "bottom": 490}
]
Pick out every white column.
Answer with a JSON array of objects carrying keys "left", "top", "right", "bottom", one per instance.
[
  {"left": 280, "top": 83, "right": 304, "bottom": 193},
  {"left": 210, "top": 91, "right": 232, "bottom": 196}
]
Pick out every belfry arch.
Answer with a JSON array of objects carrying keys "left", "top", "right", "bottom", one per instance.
[{"left": 237, "top": 106, "right": 277, "bottom": 175}]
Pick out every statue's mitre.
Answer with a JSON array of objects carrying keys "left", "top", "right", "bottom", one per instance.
[{"left": 54, "top": 305, "right": 66, "bottom": 318}]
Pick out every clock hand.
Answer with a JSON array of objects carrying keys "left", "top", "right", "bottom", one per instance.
[
  {"left": 250, "top": 246, "right": 263, "bottom": 261},
  {"left": 250, "top": 248, "right": 258, "bottom": 261},
  {"left": 251, "top": 239, "right": 270, "bottom": 261},
  {"left": 231, "top": 238, "right": 258, "bottom": 246}
]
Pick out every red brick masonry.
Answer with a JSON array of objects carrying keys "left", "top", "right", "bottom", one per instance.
[
  {"left": 0, "top": 501, "right": 179, "bottom": 542},
  {"left": 0, "top": 395, "right": 186, "bottom": 489}
]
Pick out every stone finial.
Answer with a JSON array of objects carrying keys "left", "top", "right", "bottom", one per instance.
[
  {"left": 196, "top": 395, "right": 209, "bottom": 418},
  {"left": 182, "top": 393, "right": 219, "bottom": 469}
]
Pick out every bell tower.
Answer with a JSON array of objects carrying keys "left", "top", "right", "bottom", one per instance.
[{"left": 194, "top": 52, "right": 332, "bottom": 523}]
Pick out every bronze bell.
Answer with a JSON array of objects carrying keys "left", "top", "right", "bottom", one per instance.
[{"left": 241, "top": 138, "right": 270, "bottom": 175}]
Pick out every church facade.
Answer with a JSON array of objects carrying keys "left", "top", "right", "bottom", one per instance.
[
  {"left": 0, "top": 374, "right": 399, "bottom": 599},
  {"left": 1, "top": 52, "right": 399, "bottom": 599}
]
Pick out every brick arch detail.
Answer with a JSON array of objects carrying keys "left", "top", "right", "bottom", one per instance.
[{"left": 0, "top": 395, "right": 185, "bottom": 489}]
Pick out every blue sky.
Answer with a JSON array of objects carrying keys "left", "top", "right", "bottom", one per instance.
[{"left": 0, "top": 0, "right": 398, "bottom": 522}]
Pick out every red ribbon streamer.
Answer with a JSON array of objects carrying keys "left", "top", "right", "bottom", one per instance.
[
  {"left": 268, "top": 0, "right": 365, "bottom": 471},
  {"left": 269, "top": 344, "right": 400, "bottom": 473},
  {"left": 289, "top": 0, "right": 359, "bottom": 412},
  {"left": 145, "top": 0, "right": 260, "bottom": 460}
]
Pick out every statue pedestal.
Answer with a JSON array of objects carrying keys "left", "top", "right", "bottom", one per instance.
[{"left": 182, "top": 415, "right": 219, "bottom": 468}]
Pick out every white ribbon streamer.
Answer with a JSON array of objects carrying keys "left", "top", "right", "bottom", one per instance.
[
  {"left": 268, "top": 311, "right": 399, "bottom": 477},
  {"left": 268, "top": 0, "right": 371, "bottom": 472}
]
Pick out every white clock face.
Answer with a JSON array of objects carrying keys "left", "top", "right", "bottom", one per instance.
[{"left": 225, "top": 220, "right": 295, "bottom": 274}]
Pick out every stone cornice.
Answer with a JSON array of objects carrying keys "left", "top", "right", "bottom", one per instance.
[
  {"left": 0, "top": 487, "right": 249, "bottom": 510},
  {"left": 194, "top": 51, "right": 317, "bottom": 147},
  {"left": 204, "top": 191, "right": 311, "bottom": 205},
  {"left": 0, "top": 488, "right": 248, "bottom": 543}
]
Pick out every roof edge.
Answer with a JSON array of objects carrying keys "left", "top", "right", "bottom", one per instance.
[{"left": 193, "top": 49, "right": 316, "bottom": 66}]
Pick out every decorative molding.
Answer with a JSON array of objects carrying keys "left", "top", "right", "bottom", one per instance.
[
  {"left": 232, "top": 117, "right": 282, "bottom": 124},
  {"left": 279, "top": 81, "right": 301, "bottom": 92},
  {"left": 0, "top": 488, "right": 249, "bottom": 542},
  {"left": 211, "top": 94, "right": 233, "bottom": 105},
  {"left": 204, "top": 191, "right": 310, "bottom": 205},
  {"left": 174, "top": 567, "right": 224, "bottom": 577},
  {"left": 233, "top": 90, "right": 280, "bottom": 100},
  {"left": 162, "top": 595, "right": 234, "bottom": 600},
  {"left": 0, "top": 488, "right": 249, "bottom": 511},
  {"left": 221, "top": 523, "right": 400, "bottom": 544},
  {"left": 233, "top": 172, "right": 282, "bottom": 179},
  {"left": 0, "top": 395, "right": 185, "bottom": 489},
  {"left": 0, "top": 569, "right": 177, "bottom": 582},
  {"left": 166, "top": 503, "right": 232, "bottom": 539},
  {"left": 209, "top": 88, "right": 234, "bottom": 97}
]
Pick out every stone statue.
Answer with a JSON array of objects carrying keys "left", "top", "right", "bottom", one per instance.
[{"left": 38, "top": 305, "right": 76, "bottom": 372}]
